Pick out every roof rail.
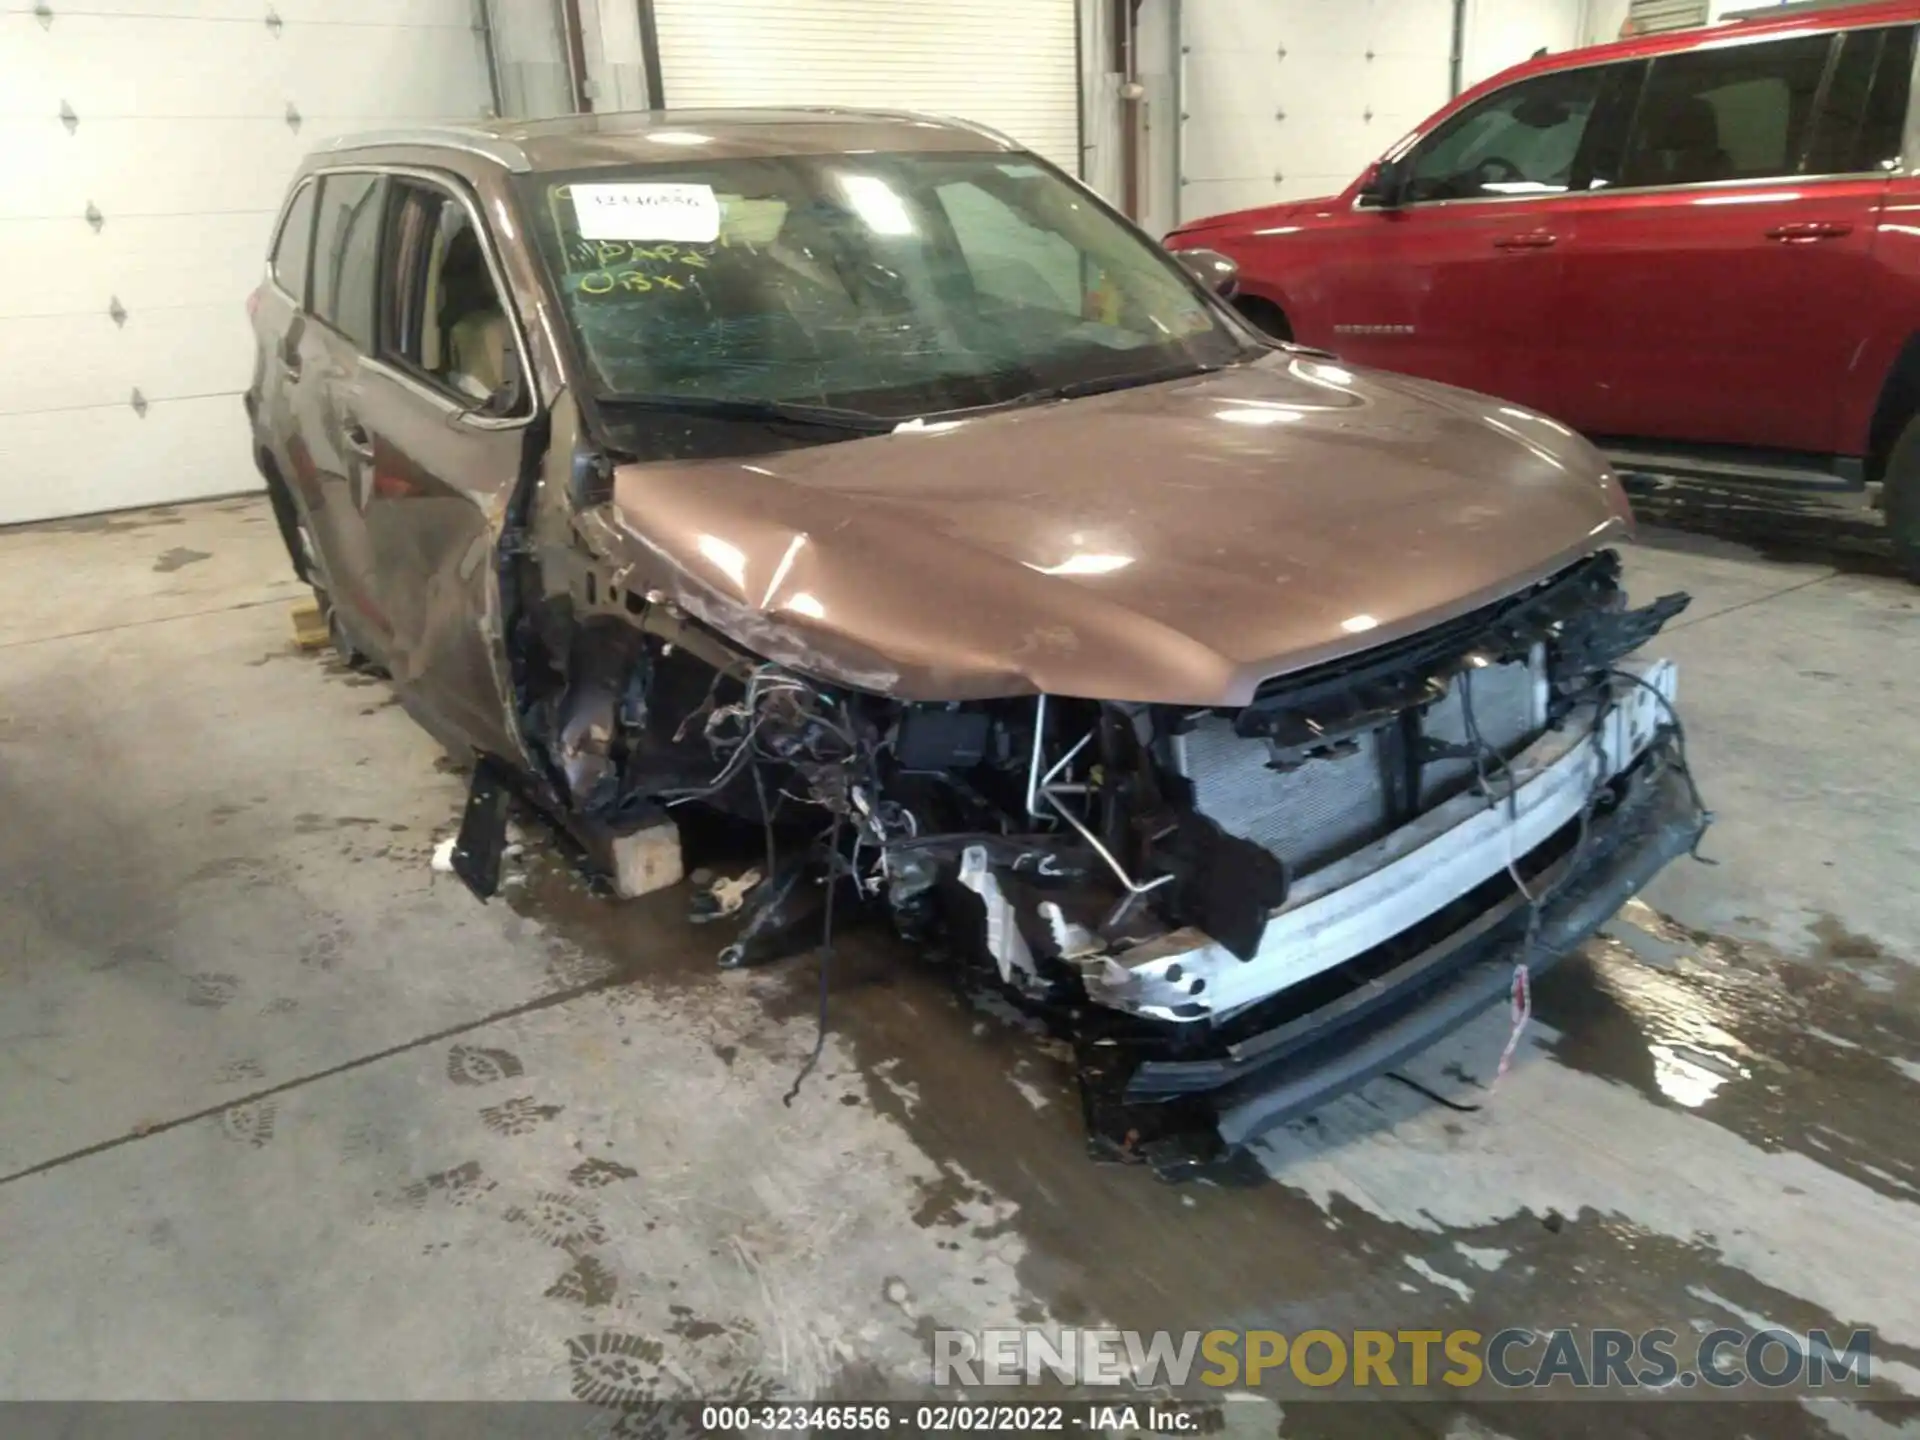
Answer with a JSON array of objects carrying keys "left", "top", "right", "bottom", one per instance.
[
  {"left": 320, "top": 126, "right": 531, "bottom": 173},
  {"left": 768, "top": 105, "right": 1021, "bottom": 148}
]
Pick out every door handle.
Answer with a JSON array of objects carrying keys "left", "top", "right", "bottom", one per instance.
[
  {"left": 1494, "top": 232, "right": 1558, "bottom": 250},
  {"left": 1765, "top": 221, "right": 1853, "bottom": 242}
]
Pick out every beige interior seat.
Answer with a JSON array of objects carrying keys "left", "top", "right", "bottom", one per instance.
[
  {"left": 436, "top": 218, "right": 509, "bottom": 401},
  {"left": 447, "top": 310, "right": 510, "bottom": 399}
]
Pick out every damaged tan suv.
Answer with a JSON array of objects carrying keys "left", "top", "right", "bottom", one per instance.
[{"left": 246, "top": 110, "right": 1708, "bottom": 1173}]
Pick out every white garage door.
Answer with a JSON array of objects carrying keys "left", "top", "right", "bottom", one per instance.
[
  {"left": 651, "top": 0, "right": 1081, "bottom": 172},
  {"left": 0, "top": 0, "right": 492, "bottom": 525},
  {"left": 1179, "top": 0, "right": 1456, "bottom": 221}
]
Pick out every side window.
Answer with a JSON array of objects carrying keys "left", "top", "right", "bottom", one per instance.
[
  {"left": 1618, "top": 34, "right": 1834, "bottom": 189},
  {"left": 380, "top": 180, "right": 522, "bottom": 413},
  {"left": 313, "top": 172, "right": 386, "bottom": 351},
  {"left": 934, "top": 180, "right": 1080, "bottom": 313},
  {"left": 1805, "top": 24, "right": 1914, "bottom": 175},
  {"left": 1404, "top": 68, "right": 1605, "bottom": 202},
  {"left": 1859, "top": 24, "right": 1916, "bottom": 172},
  {"left": 270, "top": 181, "right": 316, "bottom": 301}
]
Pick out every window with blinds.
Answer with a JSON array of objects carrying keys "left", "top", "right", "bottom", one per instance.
[{"left": 1629, "top": 0, "right": 1711, "bottom": 32}]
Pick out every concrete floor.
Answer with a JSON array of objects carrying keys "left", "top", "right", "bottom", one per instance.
[{"left": 1, "top": 496, "right": 1918, "bottom": 1432}]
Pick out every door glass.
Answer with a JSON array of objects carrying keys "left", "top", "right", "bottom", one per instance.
[
  {"left": 1857, "top": 25, "right": 1915, "bottom": 172},
  {"left": 1404, "top": 68, "right": 1604, "bottom": 202},
  {"left": 1618, "top": 33, "right": 1834, "bottom": 188},
  {"left": 381, "top": 182, "right": 520, "bottom": 410},
  {"left": 271, "top": 182, "right": 316, "bottom": 301},
  {"left": 313, "top": 172, "right": 386, "bottom": 351}
]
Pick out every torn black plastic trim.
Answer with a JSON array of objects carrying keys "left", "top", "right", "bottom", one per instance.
[{"left": 1230, "top": 549, "right": 1622, "bottom": 747}]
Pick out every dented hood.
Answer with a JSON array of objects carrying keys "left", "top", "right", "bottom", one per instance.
[{"left": 603, "top": 352, "right": 1633, "bottom": 704}]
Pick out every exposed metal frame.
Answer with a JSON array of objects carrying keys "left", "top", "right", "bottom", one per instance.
[
  {"left": 556, "top": 0, "right": 593, "bottom": 112},
  {"left": 1449, "top": 0, "right": 1467, "bottom": 97},
  {"left": 1170, "top": 0, "right": 1184, "bottom": 227},
  {"left": 473, "top": 0, "right": 506, "bottom": 118},
  {"left": 636, "top": 0, "right": 666, "bottom": 109}
]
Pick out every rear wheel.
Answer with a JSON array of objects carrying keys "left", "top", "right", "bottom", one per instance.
[
  {"left": 1882, "top": 413, "right": 1920, "bottom": 579},
  {"left": 1233, "top": 295, "right": 1293, "bottom": 342}
]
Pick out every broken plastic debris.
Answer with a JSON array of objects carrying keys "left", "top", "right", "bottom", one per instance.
[
  {"left": 691, "top": 866, "right": 763, "bottom": 924},
  {"left": 431, "top": 837, "right": 458, "bottom": 873}
]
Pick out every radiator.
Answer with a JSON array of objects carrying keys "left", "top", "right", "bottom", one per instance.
[
  {"left": 1176, "top": 720, "right": 1390, "bottom": 877},
  {"left": 1417, "top": 658, "right": 1541, "bottom": 806},
  {"left": 1175, "top": 656, "right": 1544, "bottom": 878}
]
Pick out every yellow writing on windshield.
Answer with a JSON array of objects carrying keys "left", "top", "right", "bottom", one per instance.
[{"left": 570, "top": 239, "right": 713, "bottom": 299}]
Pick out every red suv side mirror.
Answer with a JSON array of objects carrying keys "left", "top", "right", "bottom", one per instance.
[{"left": 1358, "top": 157, "right": 1410, "bottom": 209}]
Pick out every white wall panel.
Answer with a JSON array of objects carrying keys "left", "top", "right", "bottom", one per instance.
[
  {"left": 1178, "top": 0, "right": 1596, "bottom": 224},
  {"left": 0, "top": 4, "right": 491, "bottom": 521},
  {"left": 1180, "top": 0, "right": 1455, "bottom": 215},
  {"left": 651, "top": 0, "right": 1082, "bottom": 172},
  {"left": 3, "top": 0, "right": 472, "bottom": 21},
  {"left": 0, "top": 396, "right": 259, "bottom": 524},
  {"left": 0, "top": 306, "right": 252, "bottom": 416},
  {"left": 0, "top": 214, "right": 274, "bottom": 316},
  {"left": 1462, "top": 0, "right": 1585, "bottom": 87}
]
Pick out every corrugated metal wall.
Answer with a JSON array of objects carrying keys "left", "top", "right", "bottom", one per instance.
[{"left": 649, "top": 0, "right": 1082, "bottom": 172}]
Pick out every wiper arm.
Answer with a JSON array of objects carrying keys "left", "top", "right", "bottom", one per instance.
[
  {"left": 1025, "top": 360, "right": 1228, "bottom": 404},
  {"left": 598, "top": 393, "right": 899, "bottom": 434}
]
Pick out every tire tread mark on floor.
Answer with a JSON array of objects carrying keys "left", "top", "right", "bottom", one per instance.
[
  {"left": 0, "top": 595, "right": 292, "bottom": 654},
  {"left": 0, "top": 972, "right": 626, "bottom": 1190},
  {"left": 1667, "top": 569, "right": 1838, "bottom": 633}
]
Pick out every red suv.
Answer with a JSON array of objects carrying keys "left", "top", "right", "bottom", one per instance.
[{"left": 1166, "top": 0, "right": 1920, "bottom": 572}]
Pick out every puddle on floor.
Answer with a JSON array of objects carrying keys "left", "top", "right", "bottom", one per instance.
[
  {"left": 1535, "top": 904, "right": 1920, "bottom": 1206},
  {"left": 496, "top": 812, "right": 1920, "bottom": 1412}
]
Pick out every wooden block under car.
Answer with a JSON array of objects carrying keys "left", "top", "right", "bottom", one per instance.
[{"left": 290, "top": 597, "right": 328, "bottom": 651}]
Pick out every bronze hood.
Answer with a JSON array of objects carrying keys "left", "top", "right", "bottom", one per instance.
[{"left": 603, "top": 352, "right": 1634, "bottom": 704}]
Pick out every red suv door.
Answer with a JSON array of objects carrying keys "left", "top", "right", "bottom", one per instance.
[
  {"left": 1552, "top": 23, "right": 1911, "bottom": 455},
  {"left": 1299, "top": 65, "right": 1614, "bottom": 417}
]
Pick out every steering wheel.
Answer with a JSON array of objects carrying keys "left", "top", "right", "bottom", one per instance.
[{"left": 1470, "top": 156, "right": 1527, "bottom": 186}]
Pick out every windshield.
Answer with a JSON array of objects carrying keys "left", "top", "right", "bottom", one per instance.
[{"left": 515, "top": 150, "right": 1246, "bottom": 420}]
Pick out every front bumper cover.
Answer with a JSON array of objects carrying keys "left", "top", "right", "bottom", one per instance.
[{"left": 1079, "top": 729, "right": 1706, "bottom": 1174}]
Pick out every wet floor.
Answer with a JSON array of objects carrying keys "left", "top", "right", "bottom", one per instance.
[
  {"left": 500, "top": 834, "right": 1920, "bottom": 1432},
  {"left": 0, "top": 496, "right": 1916, "bottom": 1432}
]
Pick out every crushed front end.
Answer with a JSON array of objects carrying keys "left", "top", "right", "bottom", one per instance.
[{"left": 514, "top": 542, "right": 1706, "bottom": 1172}]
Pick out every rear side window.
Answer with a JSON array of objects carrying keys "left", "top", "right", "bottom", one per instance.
[
  {"left": 1404, "top": 67, "right": 1605, "bottom": 202},
  {"left": 313, "top": 172, "right": 387, "bottom": 351},
  {"left": 1618, "top": 33, "right": 1834, "bottom": 188},
  {"left": 1804, "top": 24, "right": 1914, "bottom": 175},
  {"left": 271, "top": 181, "right": 315, "bottom": 300}
]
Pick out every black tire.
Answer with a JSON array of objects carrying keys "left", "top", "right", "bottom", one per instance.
[
  {"left": 1233, "top": 295, "right": 1293, "bottom": 343},
  {"left": 1882, "top": 412, "right": 1920, "bottom": 580}
]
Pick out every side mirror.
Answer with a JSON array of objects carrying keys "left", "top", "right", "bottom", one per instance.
[
  {"left": 1173, "top": 247, "right": 1239, "bottom": 300},
  {"left": 1359, "top": 157, "right": 1410, "bottom": 209}
]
